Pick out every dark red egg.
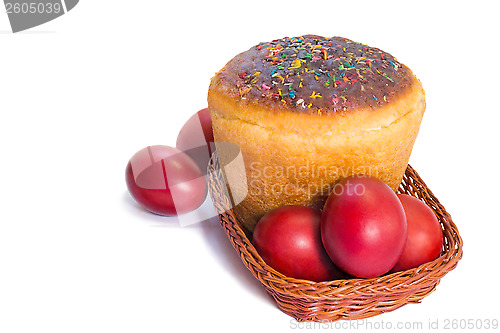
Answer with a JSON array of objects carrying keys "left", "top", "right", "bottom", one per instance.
[
  {"left": 125, "top": 145, "right": 207, "bottom": 216},
  {"left": 321, "top": 175, "right": 407, "bottom": 278},
  {"left": 176, "top": 108, "right": 214, "bottom": 171},
  {"left": 253, "top": 206, "right": 346, "bottom": 282},
  {"left": 391, "top": 194, "right": 443, "bottom": 272}
]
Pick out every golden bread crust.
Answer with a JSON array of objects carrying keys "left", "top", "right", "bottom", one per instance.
[{"left": 209, "top": 82, "right": 424, "bottom": 232}]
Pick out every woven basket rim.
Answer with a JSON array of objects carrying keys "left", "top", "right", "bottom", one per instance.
[{"left": 207, "top": 152, "right": 463, "bottom": 320}]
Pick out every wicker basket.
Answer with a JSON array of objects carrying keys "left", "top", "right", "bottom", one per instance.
[{"left": 207, "top": 153, "right": 463, "bottom": 322}]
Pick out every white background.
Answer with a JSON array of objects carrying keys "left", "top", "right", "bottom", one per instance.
[{"left": 1, "top": 1, "right": 499, "bottom": 332}]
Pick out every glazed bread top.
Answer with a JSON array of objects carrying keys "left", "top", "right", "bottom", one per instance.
[{"left": 209, "top": 35, "right": 418, "bottom": 114}]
